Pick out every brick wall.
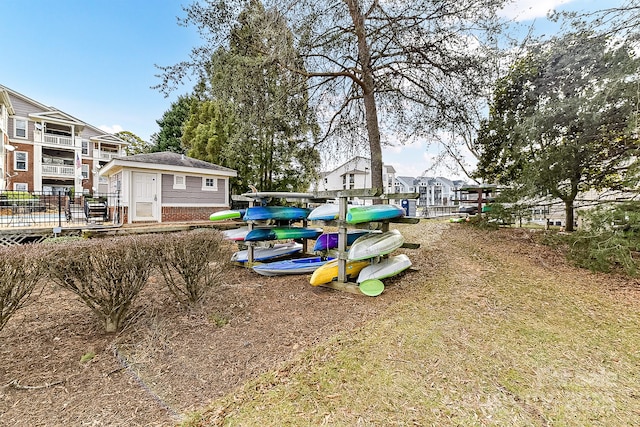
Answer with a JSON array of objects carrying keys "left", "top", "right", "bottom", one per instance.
[
  {"left": 8, "top": 144, "right": 34, "bottom": 190},
  {"left": 161, "top": 206, "right": 226, "bottom": 222},
  {"left": 111, "top": 206, "right": 229, "bottom": 224}
]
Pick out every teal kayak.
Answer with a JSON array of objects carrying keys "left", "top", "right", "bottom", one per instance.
[{"left": 346, "top": 204, "right": 404, "bottom": 224}]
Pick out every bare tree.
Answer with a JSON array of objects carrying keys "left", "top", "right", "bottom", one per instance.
[
  {"left": 557, "top": 0, "right": 640, "bottom": 37},
  {"left": 155, "top": 0, "right": 508, "bottom": 190},
  {"left": 48, "top": 236, "right": 155, "bottom": 333},
  {"left": 0, "top": 245, "right": 48, "bottom": 332},
  {"left": 153, "top": 230, "right": 231, "bottom": 305}
]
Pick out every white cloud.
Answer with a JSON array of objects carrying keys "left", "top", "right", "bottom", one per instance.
[
  {"left": 98, "top": 124, "right": 124, "bottom": 134},
  {"left": 499, "top": 0, "right": 574, "bottom": 22}
]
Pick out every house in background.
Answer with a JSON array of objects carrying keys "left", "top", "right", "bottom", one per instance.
[
  {"left": 311, "top": 156, "right": 398, "bottom": 196},
  {"left": 99, "top": 152, "right": 237, "bottom": 224},
  {"left": 0, "top": 84, "right": 128, "bottom": 195},
  {"left": 394, "top": 176, "right": 417, "bottom": 194},
  {"left": 415, "top": 176, "right": 457, "bottom": 206},
  {"left": 395, "top": 173, "right": 467, "bottom": 207}
]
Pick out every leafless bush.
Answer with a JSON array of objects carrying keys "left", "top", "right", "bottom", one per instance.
[
  {"left": 153, "top": 230, "right": 231, "bottom": 305},
  {"left": 48, "top": 235, "right": 155, "bottom": 333},
  {"left": 0, "top": 244, "right": 48, "bottom": 332}
]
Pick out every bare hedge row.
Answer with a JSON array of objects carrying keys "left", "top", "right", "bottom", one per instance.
[{"left": 0, "top": 229, "right": 232, "bottom": 333}]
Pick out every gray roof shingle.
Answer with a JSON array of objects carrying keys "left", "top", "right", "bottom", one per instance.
[{"left": 122, "top": 152, "right": 235, "bottom": 173}]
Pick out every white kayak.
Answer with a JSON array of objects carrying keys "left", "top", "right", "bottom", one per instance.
[
  {"left": 231, "top": 242, "right": 303, "bottom": 263},
  {"left": 308, "top": 204, "right": 339, "bottom": 221},
  {"left": 222, "top": 226, "right": 250, "bottom": 241},
  {"left": 357, "top": 254, "right": 412, "bottom": 283},
  {"left": 347, "top": 229, "right": 405, "bottom": 260}
]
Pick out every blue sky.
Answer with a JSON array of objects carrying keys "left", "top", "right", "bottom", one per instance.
[{"left": 0, "top": 0, "right": 622, "bottom": 180}]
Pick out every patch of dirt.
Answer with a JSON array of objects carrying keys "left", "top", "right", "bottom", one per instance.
[{"left": 0, "top": 222, "right": 445, "bottom": 426}]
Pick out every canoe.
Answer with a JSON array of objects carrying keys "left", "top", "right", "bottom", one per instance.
[
  {"left": 309, "top": 259, "right": 371, "bottom": 286},
  {"left": 346, "top": 204, "right": 405, "bottom": 224},
  {"left": 222, "top": 226, "right": 250, "bottom": 241},
  {"left": 312, "top": 230, "right": 372, "bottom": 251},
  {"left": 231, "top": 242, "right": 303, "bottom": 263},
  {"left": 209, "top": 209, "right": 245, "bottom": 221},
  {"left": 357, "top": 254, "right": 412, "bottom": 283},
  {"left": 243, "top": 206, "right": 310, "bottom": 221},
  {"left": 245, "top": 227, "right": 323, "bottom": 242},
  {"left": 347, "top": 229, "right": 405, "bottom": 260},
  {"left": 252, "top": 256, "right": 333, "bottom": 276}
]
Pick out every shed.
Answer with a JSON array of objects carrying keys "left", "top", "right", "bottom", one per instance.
[{"left": 99, "top": 152, "right": 237, "bottom": 224}]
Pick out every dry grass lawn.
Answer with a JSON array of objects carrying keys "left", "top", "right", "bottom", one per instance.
[{"left": 187, "top": 223, "right": 640, "bottom": 426}]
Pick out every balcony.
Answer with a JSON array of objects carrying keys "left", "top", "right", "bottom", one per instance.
[
  {"left": 96, "top": 150, "right": 120, "bottom": 160},
  {"left": 43, "top": 133, "right": 74, "bottom": 147},
  {"left": 42, "top": 164, "right": 75, "bottom": 178}
]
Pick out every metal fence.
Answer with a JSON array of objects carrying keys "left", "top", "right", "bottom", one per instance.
[{"left": 0, "top": 191, "right": 122, "bottom": 228}]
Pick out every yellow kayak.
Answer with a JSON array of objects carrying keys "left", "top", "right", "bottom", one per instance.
[{"left": 309, "top": 259, "right": 370, "bottom": 286}]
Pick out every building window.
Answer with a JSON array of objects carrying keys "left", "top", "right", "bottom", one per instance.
[
  {"left": 13, "top": 182, "right": 28, "bottom": 192},
  {"left": 82, "top": 164, "right": 89, "bottom": 179},
  {"left": 202, "top": 177, "right": 218, "bottom": 191},
  {"left": 82, "top": 140, "right": 89, "bottom": 155},
  {"left": 14, "top": 151, "right": 27, "bottom": 171},
  {"left": 173, "top": 174, "right": 186, "bottom": 190},
  {"left": 14, "top": 118, "right": 27, "bottom": 139}
]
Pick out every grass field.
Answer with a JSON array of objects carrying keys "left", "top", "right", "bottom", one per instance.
[{"left": 184, "top": 222, "right": 640, "bottom": 426}]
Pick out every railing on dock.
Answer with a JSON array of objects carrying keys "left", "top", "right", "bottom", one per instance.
[{"left": 0, "top": 190, "right": 122, "bottom": 228}]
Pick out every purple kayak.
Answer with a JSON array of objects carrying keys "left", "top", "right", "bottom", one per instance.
[{"left": 313, "top": 230, "right": 371, "bottom": 251}]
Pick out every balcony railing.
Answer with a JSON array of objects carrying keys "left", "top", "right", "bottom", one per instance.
[
  {"left": 43, "top": 133, "right": 74, "bottom": 147},
  {"left": 42, "top": 164, "right": 75, "bottom": 177},
  {"left": 97, "top": 151, "right": 120, "bottom": 160}
]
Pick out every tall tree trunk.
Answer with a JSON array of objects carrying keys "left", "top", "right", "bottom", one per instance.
[
  {"left": 346, "top": 0, "right": 383, "bottom": 195},
  {"left": 564, "top": 200, "right": 575, "bottom": 232}
]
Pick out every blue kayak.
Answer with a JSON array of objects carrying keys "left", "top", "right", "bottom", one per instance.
[
  {"left": 243, "top": 206, "right": 311, "bottom": 221},
  {"left": 252, "top": 256, "right": 333, "bottom": 276}
]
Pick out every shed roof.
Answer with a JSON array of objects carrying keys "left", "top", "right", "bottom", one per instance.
[{"left": 100, "top": 152, "right": 237, "bottom": 177}]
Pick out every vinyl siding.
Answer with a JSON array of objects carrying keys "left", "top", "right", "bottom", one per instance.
[
  {"left": 161, "top": 174, "right": 226, "bottom": 204},
  {"left": 9, "top": 97, "right": 36, "bottom": 140}
]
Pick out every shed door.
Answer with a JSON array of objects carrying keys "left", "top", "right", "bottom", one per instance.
[{"left": 132, "top": 172, "right": 158, "bottom": 221}]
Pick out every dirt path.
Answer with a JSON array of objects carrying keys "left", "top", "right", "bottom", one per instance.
[{"left": 0, "top": 221, "right": 446, "bottom": 426}]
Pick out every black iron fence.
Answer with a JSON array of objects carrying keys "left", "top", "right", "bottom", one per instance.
[{"left": 0, "top": 191, "right": 122, "bottom": 228}]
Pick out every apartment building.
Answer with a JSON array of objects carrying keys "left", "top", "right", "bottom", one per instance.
[
  {"left": 312, "top": 156, "right": 397, "bottom": 195},
  {"left": 0, "top": 85, "right": 127, "bottom": 195}
]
